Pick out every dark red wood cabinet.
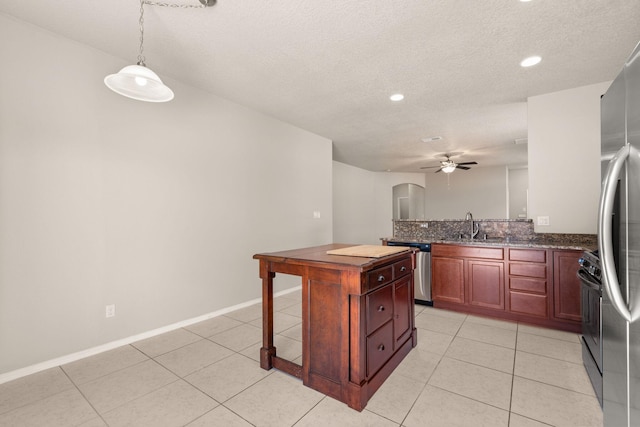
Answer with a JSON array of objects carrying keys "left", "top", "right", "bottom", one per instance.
[
  {"left": 432, "top": 243, "right": 582, "bottom": 332},
  {"left": 553, "top": 250, "right": 583, "bottom": 322},
  {"left": 254, "top": 244, "right": 417, "bottom": 411}
]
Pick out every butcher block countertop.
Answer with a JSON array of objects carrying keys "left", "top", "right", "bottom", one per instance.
[{"left": 254, "top": 243, "right": 414, "bottom": 271}]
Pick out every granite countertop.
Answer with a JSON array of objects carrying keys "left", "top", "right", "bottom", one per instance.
[{"left": 382, "top": 235, "right": 597, "bottom": 252}]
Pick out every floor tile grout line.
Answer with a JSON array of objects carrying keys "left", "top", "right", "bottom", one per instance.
[
  {"left": 507, "top": 323, "right": 520, "bottom": 427},
  {"left": 217, "top": 402, "right": 259, "bottom": 427},
  {"left": 63, "top": 349, "right": 151, "bottom": 387},
  {"left": 425, "top": 382, "right": 512, "bottom": 415},
  {"left": 516, "top": 329, "right": 582, "bottom": 344},
  {"left": 513, "top": 347, "right": 586, "bottom": 366},
  {"left": 511, "top": 373, "right": 599, "bottom": 399},
  {"left": 130, "top": 327, "right": 204, "bottom": 359},
  {"left": 396, "top": 349, "right": 446, "bottom": 426},
  {"left": 290, "top": 396, "right": 327, "bottom": 426},
  {"left": 59, "top": 364, "right": 111, "bottom": 426}
]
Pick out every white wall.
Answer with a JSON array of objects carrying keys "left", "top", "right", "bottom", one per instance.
[
  {"left": 0, "top": 14, "right": 332, "bottom": 376},
  {"left": 332, "top": 162, "right": 376, "bottom": 244},
  {"left": 528, "top": 82, "right": 610, "bottom": 233},
  {"left": 424, "top": 166, "right": 508, "bottom": 219},
  {"left": 332, "top": 162, "right": 425, "bottom": 244},
  {"left": 508, "top": 168, "right": 529, "bottom": 219}
]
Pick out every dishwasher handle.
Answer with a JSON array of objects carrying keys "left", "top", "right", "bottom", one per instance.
[{"left": 415, "top": 251, "right": 429, "bottom": 300}]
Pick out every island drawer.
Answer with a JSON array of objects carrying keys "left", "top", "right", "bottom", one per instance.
[
  {"left": 393, "top": 258, "right": 413, "bottom": 278},
  {"left": 367, "top": 284, "right": 393, "bottom": 334},
  {"left": 366, "top": 320, "right": 394, "bottom": 377},
  {"left": 366, "top": 264, "right": 393, "bottom": 291}
]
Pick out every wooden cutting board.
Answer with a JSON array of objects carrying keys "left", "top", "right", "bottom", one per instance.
[{"left": 326, "top": 245, "right": 410, "bottom": 258}]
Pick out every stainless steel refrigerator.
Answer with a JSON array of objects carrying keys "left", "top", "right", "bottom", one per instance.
[{"left": 599, "top": 40, "right": 640, "bottom": 426}]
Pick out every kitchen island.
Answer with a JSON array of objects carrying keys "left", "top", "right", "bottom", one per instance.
[{"left": 253, "top": 243, "right": 417, "bottom": 411}]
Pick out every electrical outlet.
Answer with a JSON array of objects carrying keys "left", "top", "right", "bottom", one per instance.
[
  {"left": 105, "top": 304, "right": 116, "bottom": 318},
  {"left": 313, "top": 211, "right": 321, "bottom": 219},
  {"left": 420, "top": 223, "right": 429, "bottom": 228},
  {"left": 537, "top": 216, "right": 550, "bottom": 226}
]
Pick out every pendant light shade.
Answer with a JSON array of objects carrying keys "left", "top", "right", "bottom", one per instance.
[
  {"left": 104, "top": 0, "right": 214, "bottom": 103},
  {"left": 104, "top": 64, "right": 174, "bottom": 102}
]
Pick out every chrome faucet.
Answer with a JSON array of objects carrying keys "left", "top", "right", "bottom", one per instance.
[{"left": 465, "top": 211, "right": 479, "bottom": 239}]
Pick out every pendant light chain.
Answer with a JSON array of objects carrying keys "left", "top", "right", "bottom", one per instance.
[
  {"left": 136, "top": 0, "right": 209, "bottom": 67},
  {"left": 143, "top": 1, "right": 208, "bottom": 8},
  {"left": 137, "top": 0, "right": 146, "bottom": 66}
]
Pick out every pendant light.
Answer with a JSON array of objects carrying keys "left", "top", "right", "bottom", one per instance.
[{"left": 104, "top": 0, "right": 216, "bottom": 102}]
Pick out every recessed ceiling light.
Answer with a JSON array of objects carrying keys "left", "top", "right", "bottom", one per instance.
[
  {"left": 421, "top": 136, "right": 443, "bottom": 143},
  {"left": 390, "top": 93, "right": 404, "bottom": 101},
  {"left": 519, "top": 0, "right": 533, "bottom": 2},
  {"left": 520, "top": 56, "right": 542, "bottom": 67}
]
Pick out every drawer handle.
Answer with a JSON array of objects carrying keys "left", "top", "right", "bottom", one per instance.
[
  {"left": 400, "top": 266, "right": 406, "bottom": 272},
  {"left": 378, "top": 275, "right": 385, "bottom": 282},
  {"left": 378, "top": 344, "right": 385, "bottom": 351},
  {"left": 377, "top": 305, "right": 385, "bottom": 312}
]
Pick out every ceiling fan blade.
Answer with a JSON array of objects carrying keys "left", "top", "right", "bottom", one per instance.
[
  {"left": 456, "top": 165, "right": 471, "bottom": 170},
  {"left": 457, "top": 161, "right": 478, "bottom": 166},
  {"left": 420, "top": 165, "right": 442, "bottom": 169},
  {"left": 434, "top": 168, "right": 443, "bottom": 173}
]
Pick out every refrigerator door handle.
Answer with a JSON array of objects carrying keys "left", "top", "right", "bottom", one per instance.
[{"left": 599, "top": 144, "right": 636, "bottom": 322}]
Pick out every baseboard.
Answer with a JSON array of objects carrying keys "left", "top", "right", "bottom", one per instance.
[{"left": 0, "top": 286, "right": 301, "bottom": 385}]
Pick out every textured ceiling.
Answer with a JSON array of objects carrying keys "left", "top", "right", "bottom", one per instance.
[{"left": 2, "top": 0, "right": 640, "bottom": 172}]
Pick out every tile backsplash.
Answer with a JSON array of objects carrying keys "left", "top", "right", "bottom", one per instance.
[
  {"left": 390, "top": 219, "right": 597, "bottom": 250},
  {"left": 392, "top": 219, "right": 535, "bottom": 241}
]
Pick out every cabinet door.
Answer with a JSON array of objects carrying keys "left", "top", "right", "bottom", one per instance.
[
  {"left": 553, "top": 250, "right": 582, "bottom": 321},
  {"left": 432, "top": 257, "right": 465, "bottom": 304},
  {"left": 468, "top": 260, "right": 505, "bottom": 310},
  {"left": 393, "top": 276, "right": 412, "bottom": 346}
]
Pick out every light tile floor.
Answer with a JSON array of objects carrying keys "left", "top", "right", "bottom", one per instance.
[{"left": 0, "top": 290, "right": 603, "bottom": 426}]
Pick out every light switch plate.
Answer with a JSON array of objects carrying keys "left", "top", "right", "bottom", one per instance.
[{"left": 537, "top": 216, "right": 550, "bottom": 226}]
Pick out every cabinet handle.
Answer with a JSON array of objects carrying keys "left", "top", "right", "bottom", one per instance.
[
  {"left": 378, "top": 344, "right": 385, "bottom": 351},
  {"left": 400, "top": 266, "right": 406, "bottom": 272},
  {"left": 378, "top": 275, "right": 385, "bottom": 282},
  {"left": 377, "top": 305, "right": 385, "bottom": 312}
]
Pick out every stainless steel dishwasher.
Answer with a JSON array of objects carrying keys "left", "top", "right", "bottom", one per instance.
[{"left": 386, "top": 241, "right": 432, "bottom": 305}]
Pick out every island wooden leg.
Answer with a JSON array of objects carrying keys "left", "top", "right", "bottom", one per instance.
[{"left": 259, "top": 264, "right": 276, "bottom": 370}]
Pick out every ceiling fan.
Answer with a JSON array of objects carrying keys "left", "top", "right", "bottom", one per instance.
[{"left": 420, "top": 154, "right": 478, "bottom": 173}]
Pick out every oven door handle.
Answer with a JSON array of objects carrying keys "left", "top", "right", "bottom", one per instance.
[
  {"left": 577, "top": 269, "right": 602, "bottom": 293},
  {"left": 598, "top": 144, "right": 637, "bottom": 322}
]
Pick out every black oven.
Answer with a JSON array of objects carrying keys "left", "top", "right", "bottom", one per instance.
[{"left": 578, "top": 250, "right": 603, "bottom": 407}]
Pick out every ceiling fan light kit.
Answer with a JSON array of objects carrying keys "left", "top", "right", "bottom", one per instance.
[
  {"left": 104, "top": 0, "right": 216, "bottom": 103},
  {"left": 441, "top": 162, "right": 457, "bottom": 173},
  {"left": 420, "top": 154, "right": 478, "bottom": 173}
]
